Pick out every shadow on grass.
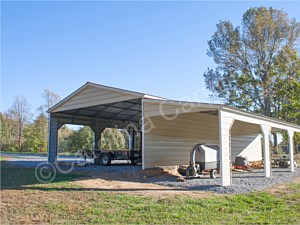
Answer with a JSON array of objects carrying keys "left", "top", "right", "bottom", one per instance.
[
  {"left": 1, "top": 160, "right": 223, "bottom": 193},
  {"left": 0, "top": 162, "right": 82, "bottom": 190}
]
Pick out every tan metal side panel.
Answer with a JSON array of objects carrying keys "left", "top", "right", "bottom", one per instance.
[
  {"left": 231, "top": 134, "right": 262, "bottom": 162},
  {"left": 143, "top": 111, "right": 219, "bottom": 168},
  {"left": 53, "top": 86, "right": 136, "bottom": 112},
  {"left": 231, "top": 120, "right": 261, "bottom": 136},
  {"left": 144, "top": 102, "right": 212, "bottom": 117}
]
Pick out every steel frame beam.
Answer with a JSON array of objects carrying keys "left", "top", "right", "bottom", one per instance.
[{"left": 110, "top": 100, "right": 140, "bottom": 120}]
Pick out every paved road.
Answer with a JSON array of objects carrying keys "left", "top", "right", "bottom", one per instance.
[
  {"left": 0, "top": 152, "right": 133, "bottom": 169},
  {"left": 0, "top": 152, "right": 88, "bottom": 168}
]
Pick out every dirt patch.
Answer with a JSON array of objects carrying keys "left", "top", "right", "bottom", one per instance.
[
  {"left": 72, "top": 178, "right": 212, "bottom": 199},
  {"left": 71, "top": 166, "right": 184, "bottom": 186},
  {"left": 69, "top": 167, "right": 212, "bottom": 199},
  {"left": 266, "top": 176, "right": 300, "bottom": 197}
]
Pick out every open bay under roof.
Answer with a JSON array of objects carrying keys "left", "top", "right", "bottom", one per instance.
[{"left": 47, "top": 82, "right": 300, "bottom": 187}]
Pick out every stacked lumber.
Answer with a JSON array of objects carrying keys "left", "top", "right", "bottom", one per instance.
[{"left": 248, "top": 161, "right": 264, "bottom": 169}]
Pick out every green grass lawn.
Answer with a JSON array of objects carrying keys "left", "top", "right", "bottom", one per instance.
[{"left": 1, "top": 162, "right": 300, "bottom": 224}]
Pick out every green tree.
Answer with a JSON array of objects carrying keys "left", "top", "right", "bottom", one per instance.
[
  {"left": 34, "top": 114, "right": 48, "bottom": 151},
  {"left": 57, "top": 126, "right": 127, "bottom": 153},
  {"left": 23, "top": 114, "right": 48, "bottom": 152},
  {"left": 69, "top": 126, "right": 94, "bottom": 151},
  {"left": 277, "top": 76, "right": 300, "bottom": 145},
  {"left": 23, "top": 124, "right": 40, "bottom": 152},
  {"left": 204, "top": 7, "right": 300, "bottom": 117},
  {"left": 0, "top": 112, "right": 18, "bottom": 151},
  {"left": 58, "top": 126, "right": 94, "bottom": 153},
  {"left": 58, "top": 125, "right": 74, "bottom": 152},
  {"left": 1, "top": 90, "right": 60, "bottom": 153},
  {"left": 101, "top": 128, "right": 126, "bottom": 150}
]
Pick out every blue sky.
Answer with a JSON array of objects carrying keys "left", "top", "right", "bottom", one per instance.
[{"left": 1, "top": 1, "right": 300, "bottom": 115}]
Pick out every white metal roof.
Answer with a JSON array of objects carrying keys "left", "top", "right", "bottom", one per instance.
[{"left": 48, "top": 82, "right": 300, "bottom": 132}]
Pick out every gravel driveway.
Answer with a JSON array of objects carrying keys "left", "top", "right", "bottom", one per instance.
[
  {"left": 153, "top": 168, "right": 300, "bottom": 194},
  {"left": 2, "top": 152, "right": 299, "bottom": 194}
]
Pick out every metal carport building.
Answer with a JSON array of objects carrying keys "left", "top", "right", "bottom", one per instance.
[{"left": 47, "top": 82, "right": 300, "bottom": 186}]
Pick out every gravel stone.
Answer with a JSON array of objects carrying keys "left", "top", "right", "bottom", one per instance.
[{"left": 154, "top": 168, "right": 300, "bottom": 194}]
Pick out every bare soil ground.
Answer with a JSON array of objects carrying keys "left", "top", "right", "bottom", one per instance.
[
  {"left": 67, "top": 165, "right": 213, "bottom": 199},
  {"left": 72, "top": 177, "right": 213, "bottom": 199},
  {"left": 266, "top": 176, "right": 300, "bottom": 197}
]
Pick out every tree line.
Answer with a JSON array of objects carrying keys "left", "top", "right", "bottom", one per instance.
[
  {"left": 0, "top": 90, "right": 57, "bottom": 152},
  {"left": 0, "top": 90, "right": 126, "bottom": 153}
]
